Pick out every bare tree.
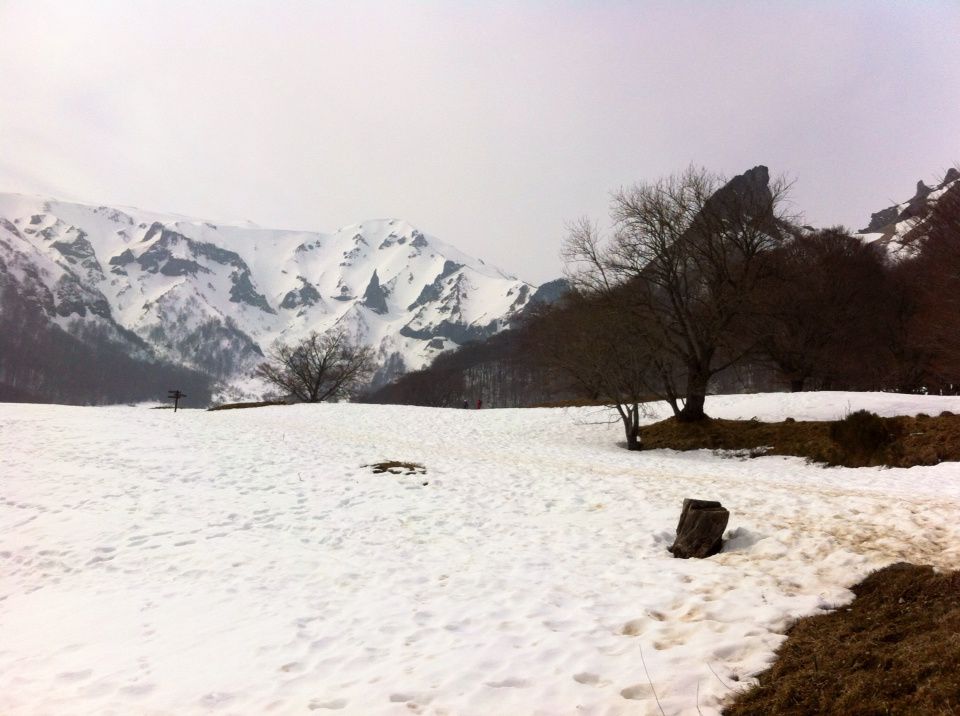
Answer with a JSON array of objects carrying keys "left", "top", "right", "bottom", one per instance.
[
  {"left": 892, "top": 173, "right": 960, "bottom": 391},
  {"left": 255, "top": 327, "right": 374, "bottom": 402},
  {"left": 564, "top": 165, "right": 792, "bottom": 421},
  {"left": 754, "top": 227, "right": 892, "bottom": 392},
  {"left": 528, "top": 293, "right": 656, "bottom": 449}
]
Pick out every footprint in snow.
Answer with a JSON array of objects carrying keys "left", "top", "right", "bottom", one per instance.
[
  {"left": 573, "top": 672, "right": 610, "bottom": 687},
  {"left": 119, "top": 682, "right": 155, "bottom": 697},
  {"left": 621, "top": 683, "right": 655, "bottom": 700},
  {"left": 485, "top": 677, "right": 530, "bottom": 688},
  {"left": 308, "top": 698, "right": 347, "bottom": 710},
  {"left": 57, "top": 669, "right": 92, "bottom": 682},
  {"left": 621, "top": 619, "right": 647, "bottom": 636}
]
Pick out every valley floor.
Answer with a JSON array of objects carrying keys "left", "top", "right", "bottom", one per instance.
[{"left": 2, "top": 392, "right": 960, "bottom": 715}]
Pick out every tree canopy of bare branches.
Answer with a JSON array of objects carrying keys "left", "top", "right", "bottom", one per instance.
[
  {"left": 755, "top": 227, "right": 892, "bottom": 392},
  {"left": 897, "top": 175, "right": 960, "bottom": 390},
  {"left": 527, "top": 292, "right": 655, "bottom": 448},
  {"left": 563, "top": 165, "right": 792, "bottom": 421},
  {"left": 255, "top": 327, "right": 374, "bottom": 402}
]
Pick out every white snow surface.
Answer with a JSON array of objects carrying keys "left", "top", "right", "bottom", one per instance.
[{"left": 3, "top": 391, "right": 960, "bottom": 716}]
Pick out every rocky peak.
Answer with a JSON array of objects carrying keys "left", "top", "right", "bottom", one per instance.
[
  {"left": 362, "top": 269, "right": 389, "bottom": 314},
  {"left": 857, "top": 165, "right": 960, "bottom": 258}
]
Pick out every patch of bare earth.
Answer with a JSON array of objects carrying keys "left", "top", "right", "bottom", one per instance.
[
  {"left": 207, "top": 400, "right": 287, "bottom": 411},
  {"left": 640, "top": 412, "right": 960, "bottom": 468},
  {"left": 724, "top": 563, "right": 960, "bottom": 715},
  {"left": 365, "top": 460, "right": 427, "bottom": 475}
]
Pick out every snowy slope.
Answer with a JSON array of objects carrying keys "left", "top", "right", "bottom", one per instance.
[
  {"left": 0, "top": 193, "right": 537, "bottom": 393},
  {"left": 2, "top": 392, "right": 960, "bottom": 715},
  {"left": 856, "top": 167, "right": 960, "bottom": 259}
]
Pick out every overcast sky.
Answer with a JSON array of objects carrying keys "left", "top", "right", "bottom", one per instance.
[{"left": 1, "top": 1, "right": 957, "bottom": 283}]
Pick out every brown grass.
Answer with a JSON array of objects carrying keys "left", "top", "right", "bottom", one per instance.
[
  {"left": 365, "top": 460, "right": 426, "bottom": 475},
  {"left": 724, "top": 563, "right": 960, "bottom": 715},
  {"left": 532, "top": 395, "right": 661, "bottom": 409},
  {"left": 640, "top": 413, "right": 960, "bottom": 468},
  {"left": 207, "top": 400, "right": 287, "bottom": 411},
  {"left": 531, "top": 397, "right": 623, "bottom": 408}
]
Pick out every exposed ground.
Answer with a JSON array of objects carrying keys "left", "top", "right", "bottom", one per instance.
[
  {"left": 645, "top": 406, "right": 960, "bottom": 714},
  {"left": 724, "top": 562, "right": 960, "bottom": 715},
  {"left": 365, "top": 460, "right": 427, "bottom": 475},
  {"left": 640, "top": 412, "right": 960, "bottom": 468},
  {"left": 207, "top": 400, "right": 287, "bottom": 411}
]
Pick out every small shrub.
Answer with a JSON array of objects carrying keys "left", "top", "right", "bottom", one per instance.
[
  {"left": 941, "top": 410, "right": 956, "bottom": 417},
  {"left": 784, "top": 417, "right": 795, "bottom": 423},
  {"left": 916, "top": 412, "right": 930, "bottom": 419},
  {"left": 829, "top": 410, "right": 902, "bottom": 465}
]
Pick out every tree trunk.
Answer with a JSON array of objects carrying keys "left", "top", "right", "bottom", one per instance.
[
  {"left": 622, "top": 402, "right": 642, "bottom": 450},
  {"left": 664, "top": 396, "right": 681, "bottom": 418},
  {"left": 678, "top": 368, "right": 710, "bottom": 422},
  {"left": 660, "top": 369, "right": 682, "bottom": 418},
  {"left": 669, "top": 498, "right": 730, "bottom": 558}
]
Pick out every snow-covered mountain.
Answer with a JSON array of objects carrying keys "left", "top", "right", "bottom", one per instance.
[
  {"left": 0, "top": 193, "right": 542, "bottom": 400},
  {"left": 857, "top": 167, "right": 960, "bottom": 259}
]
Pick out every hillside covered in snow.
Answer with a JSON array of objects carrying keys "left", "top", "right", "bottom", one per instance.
[
  {"left": 3, "top": 392, "right": 960, "bottom": 714},
  {"left": 856, "top": 167, "right": 960, "bottom": 259},
  {"left": 0, "top": 193, "right": 550, "bottom": 403}
]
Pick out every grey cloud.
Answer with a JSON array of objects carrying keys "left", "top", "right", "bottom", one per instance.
[{"left": 0, "top": 0, "right": 957, "bottom": 283}]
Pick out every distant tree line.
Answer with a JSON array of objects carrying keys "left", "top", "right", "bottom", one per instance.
[
  {"left": 0, "top": 281, "right": 213, "bottom": 405},
  {"left": 361, "top": 327, "right": 562, "bottom": 409},
  {"left": 364, "top": 165, "right": 960, "bottom": 446}
]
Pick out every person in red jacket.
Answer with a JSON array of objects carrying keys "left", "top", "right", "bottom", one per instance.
[{"left": 476, "top": 398, "right": 483, "bottom": 409}]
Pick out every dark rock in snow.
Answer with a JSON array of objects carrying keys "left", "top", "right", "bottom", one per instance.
[
  {"left": 527, "top": 278, "right": 571, "bottom": 308},
  {"left": 109, "top": 249, "right": 136, "bottom": 267},
  {"left": 407, "top": 260, "right": 463, "bottom": 311},
  {"left": 861, "top": 205, "right": 900, "bottom": 234},
  {"left": 400, "top": 317, "right": 499, "bottom": 345},
  {"left": 160, "top": 258, "right": 210, "bottom": 276},
  {"left": 229, "top": 271, "right": 275, "bottom": 314},
  {"left": 280, "top": 278, "right": 322, "bottom": 310},
  {"left": 362, "top": 269, "right": 389, "bottom": 314}
]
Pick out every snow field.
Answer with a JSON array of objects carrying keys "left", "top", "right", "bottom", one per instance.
[{"left": 2, "top": 392, "right": 960, "bottom": 715}]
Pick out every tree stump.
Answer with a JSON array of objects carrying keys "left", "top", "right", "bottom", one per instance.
[{"left": 668, "top": 498, "right": 730, "bottom": 558}]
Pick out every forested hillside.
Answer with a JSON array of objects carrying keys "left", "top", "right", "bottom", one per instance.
[{"left": 365, "top": 166, "right": 960, "bottom": 414}]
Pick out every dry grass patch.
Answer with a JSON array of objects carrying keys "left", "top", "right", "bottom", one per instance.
[
  {"left": 724, "top": 563, "right": 960, "bottom": 715},
  {"left": 207, "top": 400, "right": 287, "bottom": 411},
  {"left": 365, "top": 460, "right": 426, "bottom": 475},
  {"left": 640, "top": 412, "right": 960, "bottom": 468}
]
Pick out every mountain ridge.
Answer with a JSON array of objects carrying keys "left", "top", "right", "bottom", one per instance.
[
  {"left": 0, "top": 192, "right": 543, "bottom": 403},
  {"left": 856, "top": 168, "right": 960, "bottom": 259}
]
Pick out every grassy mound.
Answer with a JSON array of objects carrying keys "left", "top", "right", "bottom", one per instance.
[
  {"left": 207, "top": 400, "right": 287, "bottom": 411},
  {"left": 724, "top": 563, "right": 960, "bottom": 715},
  {"left": 640, "top": 412, "right": 960, "bottom": 467}
]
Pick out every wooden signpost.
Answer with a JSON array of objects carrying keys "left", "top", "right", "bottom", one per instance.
[{"left": 167, "top": 389, "right": 186, "bottom": 412}]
